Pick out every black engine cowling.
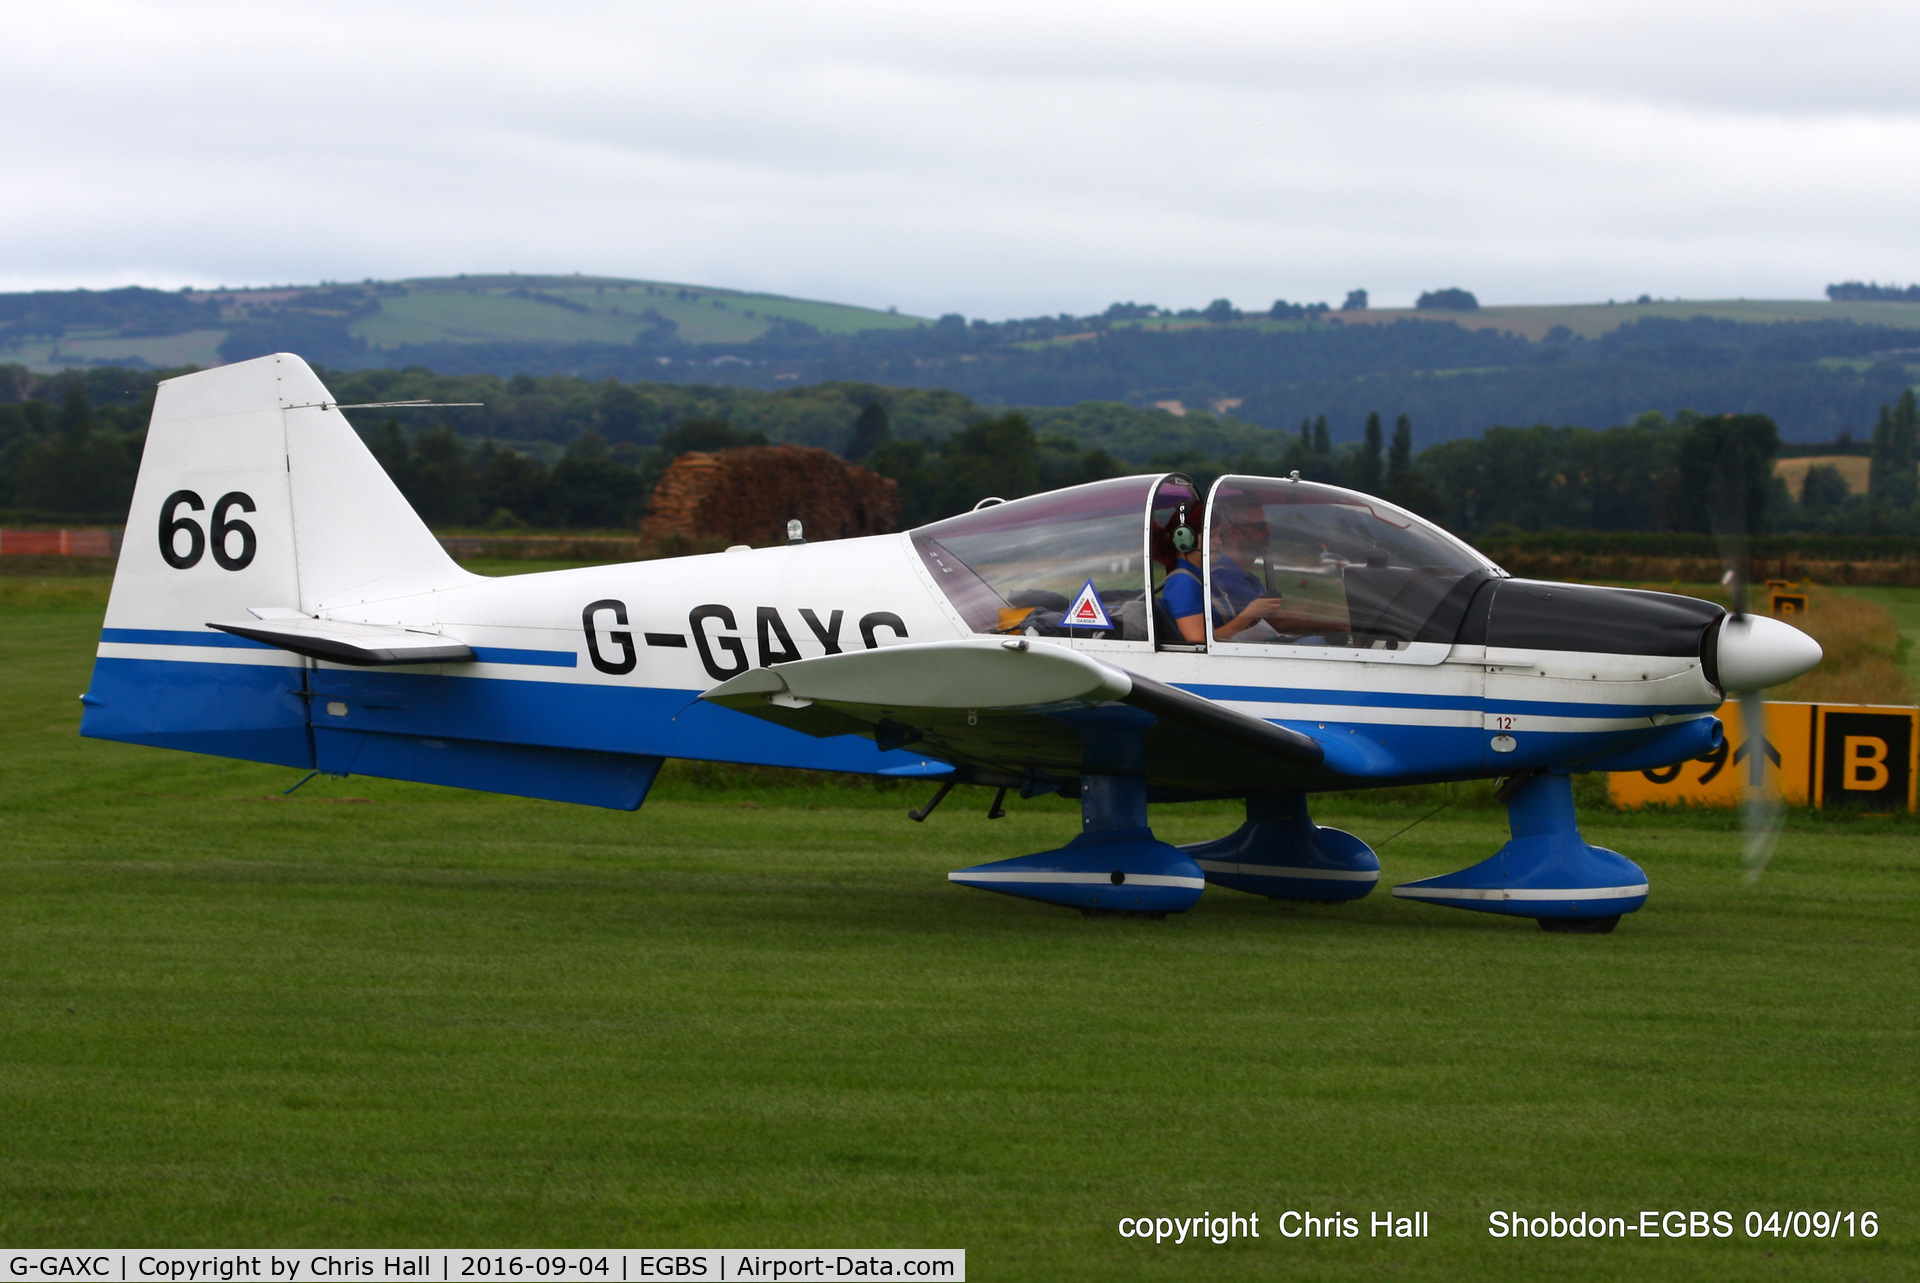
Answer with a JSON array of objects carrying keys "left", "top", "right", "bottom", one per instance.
[{"left": 1456, "top": 579, "right": 1723, "bottom": 657}]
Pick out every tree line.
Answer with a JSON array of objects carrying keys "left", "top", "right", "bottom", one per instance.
[
  {"left": 415, "top": 392, "right": 1914, "bottom": 538},
  {"left": 0, "top": 367, "right": 152, "bottom": 518},
  {"left": 338, "top": 312, "right": 1920, "bottom": 447},
  {"left": 3, "top": 360, "right": 1915, "bottom": 538},
  {"left": 1827, "top": 281, "right": 1920, "bottom": 302}
]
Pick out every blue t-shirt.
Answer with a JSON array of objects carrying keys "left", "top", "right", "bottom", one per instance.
[{"left": 1162, "top": 556, "right": 1266, "bottom": 626}]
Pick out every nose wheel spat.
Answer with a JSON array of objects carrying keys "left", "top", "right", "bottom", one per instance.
[{"left": 1392, "top": 772, "right": 1647, "bottom": 932}]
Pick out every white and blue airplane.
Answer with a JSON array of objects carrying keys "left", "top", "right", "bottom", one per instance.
[{"left": 81, "top": 355, "right": 1823, "bottom": 931}]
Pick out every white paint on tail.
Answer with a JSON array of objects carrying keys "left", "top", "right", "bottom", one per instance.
[{"left": 103, "top": 354, "right": 476, "bottom": 640}]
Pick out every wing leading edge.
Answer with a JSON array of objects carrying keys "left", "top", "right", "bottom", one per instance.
[{"left": 699, "top": 638, "right": 1326, "bottom": 798}]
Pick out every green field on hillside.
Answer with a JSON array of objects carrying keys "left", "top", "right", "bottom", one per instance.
[
  {"left": 1324, "top": 297, "right": 1920, "bottom": 341},
  {"left": 0, "top": 276, "right": 924, "bottom": 372},
  {"left": 1052, "top": 296, "right": 1920, "bottom": 346},
  {"left": 348, "top": 276, "right": 926, "bottom": 349},
  {"left": 4, "top": 327, "right": 230, "bottom": 371},
  {"left": 1, "top": 582, "right": 1914, "bottom": 1278},
  {"left": 20, "top": 280, "right": 1920, "bottom": 374}
]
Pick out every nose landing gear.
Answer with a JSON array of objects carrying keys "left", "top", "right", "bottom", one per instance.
[{"left": 1392, "top": 772, "right": 1647, "bottom": 929}]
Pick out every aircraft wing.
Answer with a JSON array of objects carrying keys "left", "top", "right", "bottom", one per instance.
[{"left": 699, "top": 638, "right": 1327, "bottom": 797}]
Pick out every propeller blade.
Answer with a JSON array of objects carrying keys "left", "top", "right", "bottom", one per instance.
[
  {"left": 1703, "top": 418, "right": 1784, "bottom": 881},
  {"left": 1737, "top": 687, "right": 1783, "bottom": 883},
  {"left": 1704, "top": 427, "right": 1751, "bottom": 620}
]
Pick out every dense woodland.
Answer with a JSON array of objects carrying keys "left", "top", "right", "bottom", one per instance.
[{"left": 4, "top": 360, "right": 1916, "bottom": 538}]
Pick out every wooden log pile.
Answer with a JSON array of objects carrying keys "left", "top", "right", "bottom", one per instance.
[{"left": 642, "top": 445, "right": 899, "bottom": 546}]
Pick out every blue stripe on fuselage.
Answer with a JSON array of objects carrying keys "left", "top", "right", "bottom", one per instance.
[
  {"left": 101, "top": 627, "right": 275, "bottom": 649},
  {"left": 81, "top": 654, "right": 1704, "bottom": 788},
  {"left": 101, "top": 635, "right": 1710, "bottom": 717},
  {"left": 1178, "top": 681, "right": 1716, "bottom": 721},
  {"left": 101, "top": 628, "right": 577, "bottom": 668},
  {"left": 85, "top": 655, "right": 947, "bottom": 776},
  {"left": 470, "top": 646, "right": 576, "bottom": 667}
]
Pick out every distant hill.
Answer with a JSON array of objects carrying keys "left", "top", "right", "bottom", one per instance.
[
  {"left": 1321, "top": 296, "right": 1920, "bottom": 341},
  {"left": 0, "top": 274, "right": 924, "bottom": 372},
  {"left": 4, "top": 279, "right": 1918, "bottom": 443}
]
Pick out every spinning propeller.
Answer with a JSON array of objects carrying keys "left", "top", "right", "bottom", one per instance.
[{"left": 1701, "top": 419, "right": 1824, "bottom": 882}]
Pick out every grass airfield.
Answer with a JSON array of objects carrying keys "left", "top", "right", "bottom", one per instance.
[{"left": 2, "top": 583, "right": 1915, "bottom": 1280}]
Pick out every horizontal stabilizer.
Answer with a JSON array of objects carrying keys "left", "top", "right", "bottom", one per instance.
[{"left": 208, "top": 616, "right": 475, "bottom": 666}]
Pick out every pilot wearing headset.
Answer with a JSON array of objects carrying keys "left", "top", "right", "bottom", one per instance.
[{"left": 1161, "top": 498, "right": 1298, "bottom": 643}]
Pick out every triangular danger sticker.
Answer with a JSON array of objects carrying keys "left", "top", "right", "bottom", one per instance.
[{"left": 1064, "top": 579, "right": 1112, "bottom": 629}]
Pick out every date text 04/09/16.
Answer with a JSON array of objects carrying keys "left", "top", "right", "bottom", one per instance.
[{"left": 1489, "top": 1211, "right": 1879, "bottom": 1239}]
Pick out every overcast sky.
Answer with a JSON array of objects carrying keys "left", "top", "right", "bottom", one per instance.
[{"left": 5, "top": 0, "right": 1918, "bottom": 317}]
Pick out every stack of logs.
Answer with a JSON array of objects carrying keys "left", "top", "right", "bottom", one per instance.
[{"left": 641, "top": 445, "right": 899, "bottom": 546}]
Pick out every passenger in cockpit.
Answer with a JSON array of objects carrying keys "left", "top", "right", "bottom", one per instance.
[{"left": 1161, "top": 499, "right": 1298, "bottom": 643}]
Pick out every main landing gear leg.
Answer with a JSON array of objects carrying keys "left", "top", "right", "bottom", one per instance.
[
  {"left": 1390, "top": 772, "right": 1647, "bottom": 930},
  {"left": 1182, "top": 792, "right": 1380, "bottom": 902},
  {"left": 947, "top": 774, "right": 1205, "bottom": 916}
]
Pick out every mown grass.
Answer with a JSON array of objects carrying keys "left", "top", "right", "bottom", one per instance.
[
  {"left": 1767, "top": 585, "right": 1912, "bottom": 706},
  {"left": 1844, "top": 586, "right": 1920, "bottom": 697},
  {"left": 1, "top": 588, "right": 1914, "bottom": 1278}
]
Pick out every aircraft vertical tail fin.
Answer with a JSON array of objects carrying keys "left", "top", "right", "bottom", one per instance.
[{"left": 82, "top": 353, "right": 476, "bottom": 766}]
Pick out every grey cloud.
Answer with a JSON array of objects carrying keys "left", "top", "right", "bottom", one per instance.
[{"left": 3, "top": 0, "right": 1918, "bottom": 315}]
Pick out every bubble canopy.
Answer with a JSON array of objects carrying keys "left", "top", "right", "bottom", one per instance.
[
  {"left": 1203, "top": 475, "right": 1498, "bottom": 653},
  {"left": 911, "top": 476, "right": 1175, "bottom": 641},
  {"left": 910, "top": 473, "right": 1498, "bottom": 653}
]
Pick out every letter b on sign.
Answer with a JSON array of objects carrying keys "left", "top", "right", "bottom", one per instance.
[
  {"left": 1845, "top": 737, "right": 1888, "bottom": 790},
  {"left": 1818, "top": 710, "right": 1916, "bottom": 810}
]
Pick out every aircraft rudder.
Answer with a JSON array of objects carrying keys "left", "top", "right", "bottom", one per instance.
[{"left": 82, "top": 351, "right": 467, "bottom": 769}]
